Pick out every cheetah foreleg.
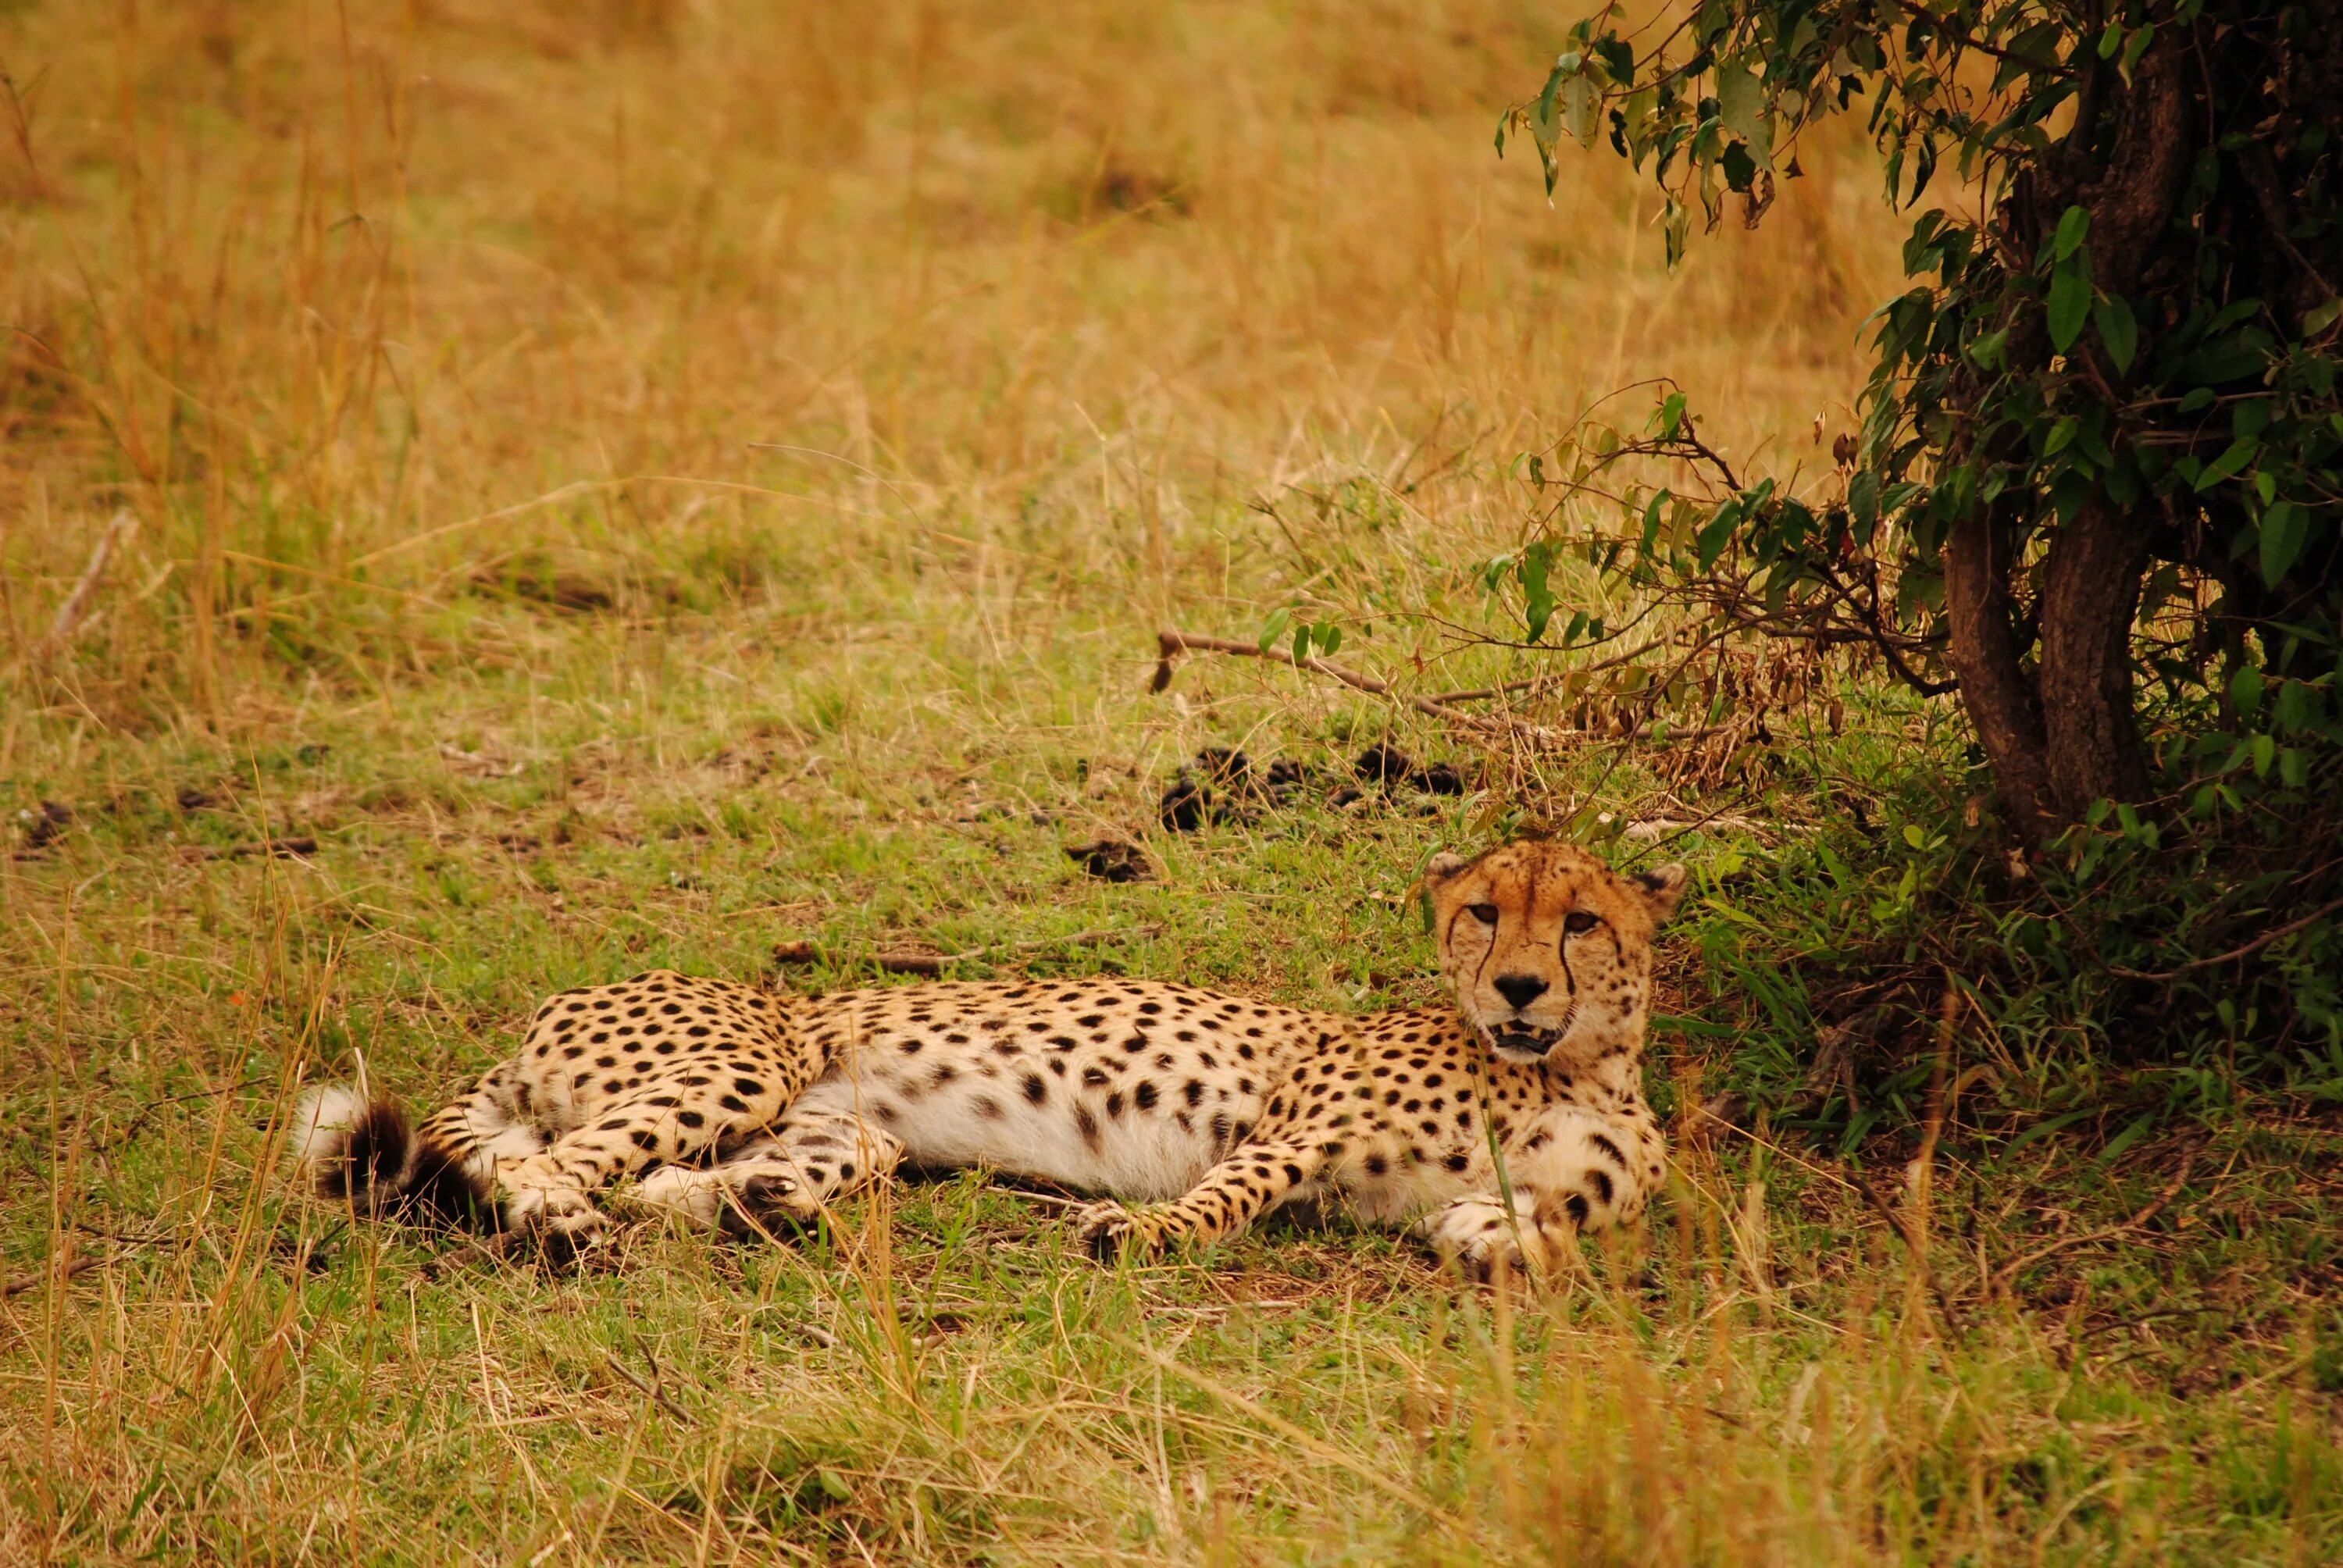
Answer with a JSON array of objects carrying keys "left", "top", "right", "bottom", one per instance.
[
  {"left": 1074, "top": 1134, "right": 1331, "bottom": 1260},
  {"left": 1422, "top": 1107, "right": 1660, "bottom": 1279},
  {"left": 1507, "top": 1105, "right": 1660, "bottom": 1233}
]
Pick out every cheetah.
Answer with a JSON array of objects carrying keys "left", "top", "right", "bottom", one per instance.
[{"left": 290, "top": 841, "right": 1685, "bottom": 1274}]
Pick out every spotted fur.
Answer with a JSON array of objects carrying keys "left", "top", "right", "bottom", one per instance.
[{"left": 290, "top": 842, "right": 1684, "bottom": 1270}]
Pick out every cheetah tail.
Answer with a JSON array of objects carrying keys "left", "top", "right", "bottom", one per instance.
[{"left": 287, "top": 1085, "right": 415, "bottom": 1210}]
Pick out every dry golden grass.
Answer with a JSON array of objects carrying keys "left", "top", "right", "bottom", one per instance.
[
  {"left": 3, "top": 3, "right": 2336, "bottom": 1565},
  {"left": 0, "top": 0, "right": 1896, "bottom": 729}
]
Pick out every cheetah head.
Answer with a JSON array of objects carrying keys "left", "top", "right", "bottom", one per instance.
[{"left": 1422, "top": 841, "right": 1685, "bottom": 1066}]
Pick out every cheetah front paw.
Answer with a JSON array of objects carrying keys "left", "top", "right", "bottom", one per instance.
[
  {"left": 719, "top": 1172, "right": 824, "bottom": 1240},
  {"left": 1421, "top": 1196, "right": 1542, "bottom": 1283},
  {"left": 1070, "top": 1200, "right": 1157, "bottom": 1262}
]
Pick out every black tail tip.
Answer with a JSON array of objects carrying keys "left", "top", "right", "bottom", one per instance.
[{"left": 292, "top": 1087, "right": 412, "bottom": 1203}]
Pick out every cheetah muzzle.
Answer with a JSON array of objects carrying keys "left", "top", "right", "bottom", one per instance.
[{"left": 288, "top": 841, "right": 1685, "bottom": 1275}]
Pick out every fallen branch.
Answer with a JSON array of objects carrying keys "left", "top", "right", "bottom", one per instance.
[
  {"left": 1989, "top": 1148, "right": 2196, "bottom": 1297},
  {"left": 1617, "top": 812, "right": 1805, "bottom": 842},
  {"left": 1423, "top": 634, "right": 1672, "bottom": 701},
  {"left": 2109, "top": 896, "right": 2343, "bottom": 981},
  {"left": 45, "top": 511, "right": 137, "bottom": 652}
]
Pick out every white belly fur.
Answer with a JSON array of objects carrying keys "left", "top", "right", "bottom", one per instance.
[{"left": 791, "top": 1058, "right": 1254, "bottom": 1203}]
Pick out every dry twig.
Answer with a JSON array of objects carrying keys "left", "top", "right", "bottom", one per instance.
[
  {"left": 604, "top": 1349, "right": 690, "bottom": 1422},
  {"left": 45, "top": 511, "right": 137, "bottom": 652},
  {"left": 2108, "top": 896, "right": 2343, "bottom": 980},
  {"left": 1151, "top": 629, "right": 1523, "bottom": 736},
  {"left": 1990, "top": 1149, "right": 2197, "bottom": 1297}
]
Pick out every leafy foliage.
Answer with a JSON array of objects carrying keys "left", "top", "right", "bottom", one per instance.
[{"left": 1492, "top": 0, "right": 2343, "bottom": 1058}]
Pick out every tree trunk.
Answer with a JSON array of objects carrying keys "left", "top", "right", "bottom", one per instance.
[
  {"left": 2013, "top": 37, "right": 2185, "bottom": 822},
  {"left": 2037, "top": 499, "right": 2155, "bottom": 814},
  {"left": 1942, "top": 500, "right": 2063, "bottom": 843},
  {"left": 1943, "top": 32, "right": 2188, "bottom": 843}
]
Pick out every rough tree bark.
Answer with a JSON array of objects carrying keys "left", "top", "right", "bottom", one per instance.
[
  {"left": 2036, "top": 501, "right": 2156, "bottom": 811},
  {"left": 1949, "top": 34, "right": 2194, "bottom": 842},
  {"left": 1942, "top": 501, "right": 2062, "bottom": 841}
]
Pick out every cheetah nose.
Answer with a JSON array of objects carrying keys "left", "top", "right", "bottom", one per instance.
[{"left": 1492, "top": 973, "right": 1550, "bottom": 1011}]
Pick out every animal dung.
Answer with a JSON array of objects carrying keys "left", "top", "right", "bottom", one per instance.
[
  {"left": 1065, "top": 837, "right": 1153, "bottom": 882},
  {"left": 1157, "top": 745, "right": 1468, "bottom": 831}
]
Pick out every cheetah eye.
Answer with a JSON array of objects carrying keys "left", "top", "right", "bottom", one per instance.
[
  {"left": 1467, "top": 903, "right": 1501, "bottom": 926},
  {"left": 1564, "top": 911, "right": 1599, "bottom": 935}
]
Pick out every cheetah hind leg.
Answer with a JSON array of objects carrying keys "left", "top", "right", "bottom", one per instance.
[
  {"left": 499, "top": 1077, "right": 800, "bottom": 1252},
  {"left": 630, "top": 1096, "right": 904, "bottom": 1241}
]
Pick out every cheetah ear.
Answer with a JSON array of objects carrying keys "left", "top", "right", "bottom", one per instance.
[
  {"left": 1422, "top": 851, "right": 1468, "bottom": 884},
  {"left": 1632, "top": 862, "right": 1689, "bottom": 921}
]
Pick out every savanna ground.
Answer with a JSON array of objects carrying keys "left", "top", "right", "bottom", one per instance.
[{"left": 2, "top": 2, "right": 2338, "bottom": 1562}]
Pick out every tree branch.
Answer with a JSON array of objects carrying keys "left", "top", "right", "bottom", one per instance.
[
  {"left": 1153, "top": 630, "right": 1525, "bottom": 736},
  {"left": 2108, "top": 896, "right": 2343, "bottom": 981}
]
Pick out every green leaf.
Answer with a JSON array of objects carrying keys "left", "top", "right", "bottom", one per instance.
[
  {"left": 1695, "top": 504, "right": 1740, "bottom": 572},
  {"left": 2092, "top": 293, "right": 2138, "bottom": 372},
  {"left": 2251, "top": 732, "right": 2276, "bottom": 778},
  {"left": 2193, "top": 435, "right": 2258, "bottom": 492},
  {"left": 1318, "top": 623, "right": 1343, "bottom": 656},
  {"left": 1520, "top": 545, "right": 1557, "bottom": 643},
  {"left": 2120, "top": 21, "right": 2156, "bottom": 77},
  {"left": 1259, "top": 606, "right": 1292, "bottom": 653},
  {"left": 2230, "top": 664, "right": 2265, "bottom": 717},
  {"left": 1293, "top": 625, "right": 1312, "bottom": 665},
  {"left": 2177, "top": 386, "right": 2216, "bottom": 414},
  {"left": 1562, "top": 75, "right": 1598, "bottom": 148},
  {"left": 2046, "top": 258, "right": 2092, "bottom": 352},
  {"left": 1999, "top": 1108, "right": 2095, "bottom": 1163},
  {"left": 2093, "top": 1114, "right": 2153, "bottom": 1166},
  {"left": 2305, "top": 297, "right": 2342, "bottom": 336},
  {"left": 2053, "top": 205, "right": 2091, "bottom": 261},
  {"left": 1716, "top": 66, "right": 1772, "bottom": 167},
  {"left": 2177, "top": 330, "right": 2275, "bottom": 386},
  {"left": 2258, "top": 501, "right": 2308, "bottom": 586}
]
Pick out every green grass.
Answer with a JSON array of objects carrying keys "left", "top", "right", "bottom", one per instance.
[{"left": 4, "top": 588, "right": 2339, "bottom": 1563}]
